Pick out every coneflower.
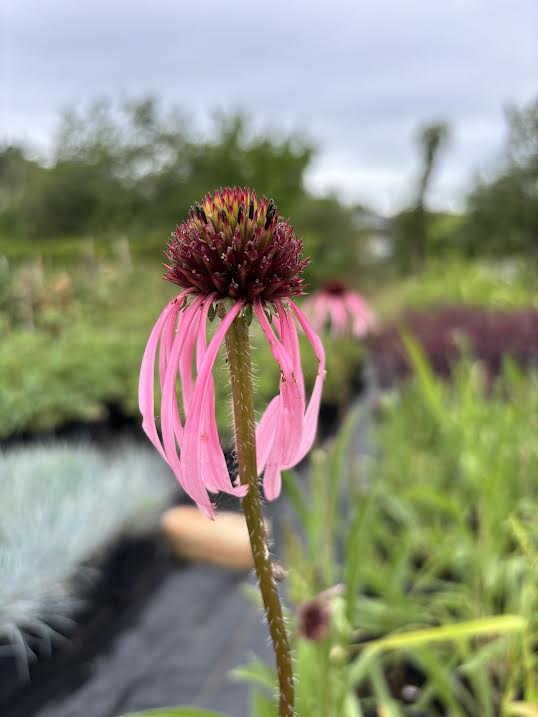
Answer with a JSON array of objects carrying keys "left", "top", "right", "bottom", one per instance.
[
  {"left": 303, "top": 279, "right": 376, "bottom": 338},
  {"left": 139, "top": 187, "right": 326, "bottom": 716}
]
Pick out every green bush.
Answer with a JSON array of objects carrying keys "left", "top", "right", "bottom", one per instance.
[
  {"left": 0, "top": 257, "right": 364, "bottom": 439},
  {"left": 0, "top": 323, "right": 362, "bottom": 440},
  {"left": 375, "top": 258, "right": 538, "bottom": 318}
]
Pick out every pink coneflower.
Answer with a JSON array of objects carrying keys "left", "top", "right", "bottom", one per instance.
[
  {"left": 303, "top": 280, "right": 376, "bottom": 339},
  {"left": 139, "top": 187, "right": 325, "bottom": 518}
]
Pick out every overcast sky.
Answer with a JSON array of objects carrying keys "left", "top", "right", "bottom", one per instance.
[{"left": 1, "top": 0, "right": 536, "bottom": 212}]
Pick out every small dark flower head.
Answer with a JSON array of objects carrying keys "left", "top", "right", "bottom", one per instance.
[
  {"left": 323, "top": 279, "right": 347, "bottom": 295},
  {"left": 297, "top": 584, "right": 344, "bottom": 641},
  {"left": 298, "top": 599, "right": 331, "bottom": 641},
  {"left": 165, "top": 187, "right": 309, "bottom": 302}
]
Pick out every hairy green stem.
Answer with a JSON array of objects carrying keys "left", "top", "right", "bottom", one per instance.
[{"left": 225, "top": 311, "right": 295, "bottom": 717}]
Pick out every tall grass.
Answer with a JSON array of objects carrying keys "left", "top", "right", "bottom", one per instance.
[{"left": 237, "top": 351, "right": 538, "bottom": 716}]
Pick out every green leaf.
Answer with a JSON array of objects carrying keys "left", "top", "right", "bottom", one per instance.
[
  {"left": 231, "top": 657, "right": 277, "bottom": 693},
  {"left": 368, "top": 660, "right": 405, "bottom": 717},
  {"left": 251, "top": 690, "right": 278, "bottom": 717},
  {"left": 342, "top": 693, "right": 365, "bottom": 717},
  {"left": 359, "top": 614, "right": 526, "bottom": 653},
  {"left": 349, "top": 615, "right": 527, "bottom": 688},
  {"left": 505, "top": 703, "right": 538, "bottom": 717},
  {"left": 401, "top": 331, "right": 444, "bottom": 423}
]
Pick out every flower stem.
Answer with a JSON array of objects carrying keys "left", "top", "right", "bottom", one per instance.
[{"left": 225, "top": 310, "right": 295, "bottom": 717}]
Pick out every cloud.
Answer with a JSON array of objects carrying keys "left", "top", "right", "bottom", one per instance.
[{"left": 2, "top": 0, "right": 537, "bottom": 210}]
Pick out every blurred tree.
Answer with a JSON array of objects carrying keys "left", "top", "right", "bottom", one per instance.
[
  {"left": 291, "top": 194, "right": 361, "bottom": 288},
  {"left": 0, "top": 146, "right": 42, "bottom": 234},
  {"left": 413, "top": 121, "right": 450, "bottom": 268},
  {"left": 28, "top": 98, "right": 192, "bottom": 235},
  {"left": 464, "top": 97, "right": 538, "bottom": 262},
  {"left": 149, "top": 111, "right": 313, "bottom": 228},
  {"left": 0, "top": 98, "right": 319, "bottom": 239},
  {"left": 0, "top": 98, "right": 368, "bottom": 289},
  {"left": 393, "top": 121, "right": 450, "bottom": 271},
  {"left": 416, "top": 124, "right": 450, "bottom": 205}
]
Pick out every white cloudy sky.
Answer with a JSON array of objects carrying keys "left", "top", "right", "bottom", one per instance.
[{"left": 1, "top": 0, "right": 536, "bottom": 212}]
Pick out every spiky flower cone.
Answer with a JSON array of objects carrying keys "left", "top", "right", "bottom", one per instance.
[{"left": 165, "top": 187, "right": 307, "bottom": 300}]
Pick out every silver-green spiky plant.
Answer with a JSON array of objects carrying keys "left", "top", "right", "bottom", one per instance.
[{"left": 0, "top": 443, "right": 173, "bottom": 678}]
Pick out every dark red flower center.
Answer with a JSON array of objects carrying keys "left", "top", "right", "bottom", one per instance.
[
  {"left": 299, "top": 600, "right": 331, "bottom": 641},
  {"left": 323, "top": 280, "right": 347, "bottom": 295},
  {"left": 164, "top": 187, "right": 309, "bottom": 301}
]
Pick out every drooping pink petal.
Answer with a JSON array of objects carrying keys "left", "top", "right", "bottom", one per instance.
[
  {"left": 310, "top": 295, "right": 327, "bottom": 333},
  {"left": 158, "top": 307, "right": 176, "bottom": 391},
  {"left": 167, "top": 302, "right": 205, "bottom": 445},
  {"left": 181, "top": 300, "right": 245, "bottom": 517},
  {"left": 344, "top": 291, "right": 376, "bottom": 337},
  {"left": 253, "top": 306, "right": 286, "bottom": 499},
  {"left": 254, "top": 302, "right": 296, "bottom": 402},
  {"left": 263, "top": 408, "right": 285, "bottom": 501},
  {"left": 285, "top": 299, "right": 326, "bottom": 467},
  {"left": 254, "top": 300, "right": 294, "bottom": 375},
  {"left": 158, "top": 293, "right": 190, "bottom": 390},
  {"left": 255, "top": 395, "right": 280, "bottom": 475},
  {"left": 275, "top": 301, "right": 305, "bottom": 465},
  {"left": 279, "top": 299, "right": 305, "bottom": 397},
  {"left": 254, "top": 300, "right": 304, "bottom": 499},
  {"left": 179, "top": 302, "right": 203, "bottom": 414},
  {"left": 161, "top": 296, "right": 215, "bottom": 516},
  {"left": 327, "top": 295, "right": 349, "bottom": 335},
  {"left": 139, "top": 294, "right": 187, "bottom": 460},
  {"left": 194, "top": 297, "right": 221, "bottom": 492},
  {"left": 271, "top": 312, "right": 281, "bottom": 335},
  {"left": 157, "top": 307, "right": 187, "bottom": 450},
  {"left": 195, "top": 297, "right": 248, "bottom": 497}
]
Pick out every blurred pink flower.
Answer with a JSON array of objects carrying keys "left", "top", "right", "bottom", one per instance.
[
  {"left": 139, "top": 188, "right": 325, "bottom": 518},
  {"left": 303, "top": 280, "right": 376, "bottom": 338}
]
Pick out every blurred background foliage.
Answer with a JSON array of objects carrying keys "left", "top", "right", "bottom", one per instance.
[
  {"left": 239, "top": 352, "right": 538, "bottom": 717},
  {"left": 2, "top": 95, "right": 536, "bottom": 271},
  {"left": 1, "top": 92, "right": 538, "bottom": 716},
  {"left": 0, "top": 95, "right": 537, "bottom": 439}
]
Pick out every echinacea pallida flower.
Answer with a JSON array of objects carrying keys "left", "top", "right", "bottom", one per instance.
[
  {"left": 139, "top": 188, "right": 325, "bottom": 518},
  {"left": 303, "top": 280, "right": 376, "bottom": 338}
]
